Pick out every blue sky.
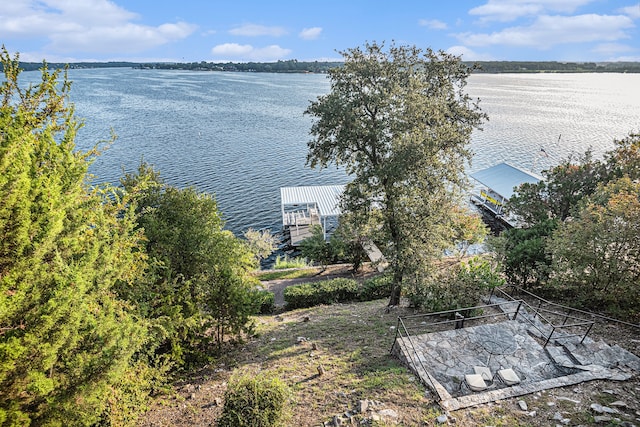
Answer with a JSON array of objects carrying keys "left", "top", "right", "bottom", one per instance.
[{"left": 2, "top": 0, "right": 640, "bottom": 63}]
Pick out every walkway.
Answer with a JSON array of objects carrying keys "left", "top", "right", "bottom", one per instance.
[{"left": 392, "top": 314, "right": 640, "bottom": 411}]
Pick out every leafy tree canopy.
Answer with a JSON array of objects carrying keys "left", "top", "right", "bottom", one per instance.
[
  {"left": 547, "top": 177, "right": 640, "bottom": 319},
  {"left": 305, "top": 42, "right": 486, "bottom": 305},
  {"left": 494, "top": 133, "right": 640, "bottom": 319},
  {"left": 120, "top": 162, "right": 261, "bottom": 367}
]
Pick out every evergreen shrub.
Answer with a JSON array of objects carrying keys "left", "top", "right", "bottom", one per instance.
[
  {"left": 359, "top": 274, "right": 392, "bottom": 301},
  {"left": 218, "top": 374, "right": 291, "bottom": 427},
  {"left": 254, "top": 290, "right": 276, "bottom": 314},
  {"left": 283, "top": 275, "right": 392, "bottom": 309},
  {"left": 284, "top": 278, "right": 359, "bottom": 309}
]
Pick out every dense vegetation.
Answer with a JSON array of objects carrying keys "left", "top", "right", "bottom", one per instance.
[
  {"left": 0, "top": 49, "right": 150, "bottom": 426},
  {"left": 492, "top": 133, "right": 640, "bottom": 321},
  {"left": 283, "top": 275, "right": 392, "bottom": 310},
  {"left": 471, "top": 61, "right": 640, "bottom": 73},
  {"left": 0, "top": 49, "right": 268, "bottom": 425}
]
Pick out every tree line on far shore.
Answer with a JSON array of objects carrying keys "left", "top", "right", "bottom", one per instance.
[{"left": 17, "top": 59, "right": 640, "bottom": 74}]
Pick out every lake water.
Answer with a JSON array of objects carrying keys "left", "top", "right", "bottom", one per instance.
[{"left": 21, "top": 68, "right": 640, "bottom": 235}]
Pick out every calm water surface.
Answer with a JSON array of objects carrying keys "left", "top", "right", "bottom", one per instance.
[{"left": 22, "top": 69, "right": 640, "bottom": 234}]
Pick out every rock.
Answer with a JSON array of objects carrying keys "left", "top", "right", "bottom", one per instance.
[
  {"left": 527, "top": 411, "right": 537, "bottom": 417},
  {"left": 296, "top": 336, "right": 307, "bottom": 343},
  {"left": 518, "top": 400, "right": 528, "bottom": 411},
  {"left": 593, "top": 415, "right": 613, "bottom": 423},
  {"left": 213, "top": 397, "right": 222, "bottom": 406},
  {"left": 317, "top": 365, "right": 325, "bottom": 376},
  {"left": 189, "top": 393, "right": 196, "bottom": 400},
  {"left": 302, "top": 316, "right": 310, "bottom": 322},
  {"left": 610, "top": 400, "right": 628, "bottom": 408},
  {"left": 547, "top": 401, "right": 556, "bottom": 407},
  {"left": 312, "top": 342, "right": 319, "bottom": 350},
  {"left": 378, "top": 409, "right": 398, "bottom": 419},
  {"left": 332, "top": 415, "right": 342, "bottom": 426},
  {"left": 602, "top": 389, "right": 615, "bottom": 395},
  {"left": 552, "top": 412, "right": 570, "bottom": 425},
  {"left": 436, "top": 414, "right": 448, "bottom": 424},
  {"left": 557, "top": 397, "right": 581, "bottom": 405},
  {"left": 590, "top": 403, "right": 618, "bottom": 414},
  {"left": 357, "top": 400, "right": 369, "bottom": 413}
]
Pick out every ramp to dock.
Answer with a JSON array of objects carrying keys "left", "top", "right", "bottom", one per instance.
[{"left": 362, "top": 239, "right": 387, "bottom": 272}]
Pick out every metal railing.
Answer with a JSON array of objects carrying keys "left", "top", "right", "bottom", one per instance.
[
  {"left": 490, "top": 286, "right": 595, "bottom": 347},
  {"left": 390, "top": 300, "right": 524, "bottom": 401},
  {"left": 391, "top": 317, "right": 444, "bottom": 401},
  {"left": 500, "top": 284, "right": 640, "bottom": 330}
]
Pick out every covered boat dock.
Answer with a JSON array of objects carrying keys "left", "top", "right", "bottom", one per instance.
[
  {"left": 470, "top": 162, "right": 542, "bottom": 227},
  {"left": 280, "top": 185, "right": 345, "bottom": 246}
]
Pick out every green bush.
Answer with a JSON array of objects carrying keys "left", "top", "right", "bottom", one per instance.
[
  {"left": 407, "top": 257, "right": 504, "bottom": 313},
  {"left": 282, "top": 275, "right": 393, "bottom": 310},
  {"left": 284, "top": 278, "right": 360, "bottom": 309},
  {"left": 254, "top": 290, "right": 276, "bottom": 314},
  {"left": 359, "top": 274, "right": 392, "bottom": 301},
  {"left": 218, "top": 374, "right": 291, "bottom": 427},
  {"left": 274, "top": 255, "right": 309, "bottom": 269}
]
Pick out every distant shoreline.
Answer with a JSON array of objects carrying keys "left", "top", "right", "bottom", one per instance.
[{"left": 18, "top": 60, "right": 640, "bottom": 74}]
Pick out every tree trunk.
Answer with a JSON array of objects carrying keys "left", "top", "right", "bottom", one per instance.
[{"left": 389, "top": 270, "right": 402, "bottom": 306}]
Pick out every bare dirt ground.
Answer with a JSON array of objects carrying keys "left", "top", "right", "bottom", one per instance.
[{"left": 139, "top": 265, "right": 640, "bottom": 427}]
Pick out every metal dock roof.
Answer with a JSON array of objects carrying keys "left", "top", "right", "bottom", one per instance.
[
  {"left": 470, "top": 163, "right": 543, "bottom": 200},
  {"left": 280, "top": 185, "right": 345, "bottom": 218}
]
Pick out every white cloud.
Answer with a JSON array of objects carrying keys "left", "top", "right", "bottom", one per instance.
[
  {"left": 0, "top": 0, "right": 197, "bottom": 54},
  {"left": 592, "top": 42, "right": 635, "bottom": 55},
  {"left": 418, "top": 19, "right": 448, "bottom": 30},
  {"left": 229, "top": 24, "right": 287, "bottom": 37},
  {"left": 211, "top": 43, "right": 291, "bottom": 61},
  {"left": 446, "top": 45, "right": 495, "bottom": 61},
  {"left": 618, "top": 3, "right": 640, "bottom": 19},
  {"left": 49, "top": 21, "right": 197, "bottom": 53},
  {"left": 299, "top": 27, "right": 322, "bottom": 40},
  {"left": 469, "top": 0, "right": 594, "bottom": 22},
  {"left": 458, "top": 14, "right": 634, "bottom": 48},
  {"left": 211, "top": 43, "right": 254, "bottom": 56}
]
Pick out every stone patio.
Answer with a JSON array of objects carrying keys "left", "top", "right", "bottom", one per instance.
[{"left": 392, "top": 301, "right": 640, "bottom": 411}]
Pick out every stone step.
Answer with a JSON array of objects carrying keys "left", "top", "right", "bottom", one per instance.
[
  {"left": 545, "top": 345, "right": 576, "bottom": 368},
  {"left": 561, "top": 340, "right": 640, "bottom": 371}
]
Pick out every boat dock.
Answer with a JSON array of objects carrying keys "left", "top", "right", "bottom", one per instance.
[
  {"left": 280, "top": 185, "right": 344, "bottom": 247},
  {"left": 469, "top": 162, "right": 543, "bottom": 228}
]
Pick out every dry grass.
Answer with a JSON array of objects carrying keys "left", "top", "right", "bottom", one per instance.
[{"left": 140, "top": 295, "right": 640, "bottom": 426}]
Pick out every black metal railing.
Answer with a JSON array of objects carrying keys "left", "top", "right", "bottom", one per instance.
[
  {"left": 390, "top": 300, "right": 524, "bottom": 401},
  {"left": 490, "top": 286, "right": 596, "bottom": 346}
]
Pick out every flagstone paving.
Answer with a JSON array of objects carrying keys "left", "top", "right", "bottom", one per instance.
[{"left": 392, "top": 301, "right": 640, "bottom": 411}]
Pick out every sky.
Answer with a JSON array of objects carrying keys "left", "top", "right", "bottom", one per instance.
[{"left": 2, "top": 0, "right": 640, "bottom": 63}]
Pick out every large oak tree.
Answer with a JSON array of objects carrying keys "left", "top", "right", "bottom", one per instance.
[{"left": 305, "top": 42, "right": 486, "bottom": 305}]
